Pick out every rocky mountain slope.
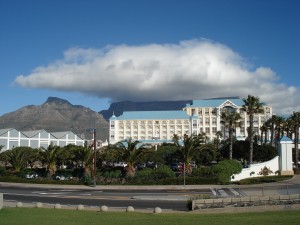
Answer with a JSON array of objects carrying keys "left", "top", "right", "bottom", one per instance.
[{"left": 0, "top": 97, "right": 109, "bottom": 141}]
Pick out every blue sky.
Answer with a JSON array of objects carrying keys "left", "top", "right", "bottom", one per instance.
[{"left": 0, "top": 0, "right": 299, "bottom": 116}]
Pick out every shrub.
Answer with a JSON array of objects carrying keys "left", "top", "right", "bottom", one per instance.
[
  {"left": 211, "top": 160, "right": 242, "bottom": 184},
  {"left": 191, "top": 167, "right": 213, "bottom": 177},
  {"left": 235, "top": 175, "right": 293, "bottom": 185},
  {"left": 152, "top": 165, "right": 175, "bottom": 179}
]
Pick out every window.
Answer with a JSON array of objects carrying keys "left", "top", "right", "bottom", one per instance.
[
  {"left": 212, "top": 127, "right": 217, "bottom": 134},
  {"left": 205, "top": 108, "right": 209, "bottom": 115},
  {"left": 205, "top": 118, "right": 210, "bottom": 125},
  {"left": 193, "top": 120, "right": 197, "bottom": 128},
  {"left": 191, "top": 109, "right": 195, "bottom": 115},
  {"left": 212, "top": 118, "right": 217, "bottom": 125},
  {"left": 198, "top": 109, "right": 202, "bottom": 115},
  {"left": 205, "top": 128, "right": 210, "bottom": 133}
]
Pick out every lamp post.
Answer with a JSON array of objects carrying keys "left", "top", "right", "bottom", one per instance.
[{"left": 93, "top": 128, "right": 97, "bottom": 187}]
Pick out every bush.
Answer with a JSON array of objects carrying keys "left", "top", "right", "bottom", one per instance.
[
  {"left": 152, "top": 165, "right": 175, "bottom": 179},
  {"left": 211, "top": 160, "right": 242, "bottom": 184},
  {"left": 191, "top": 167, "right": 213, "bottom": 177},
  {"left": 235, "top": 175, "right": 293, "bottom": 185}
]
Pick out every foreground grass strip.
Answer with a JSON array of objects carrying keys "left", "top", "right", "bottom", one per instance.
[{"left": 0, "top": 208, "right": 299, "bottom": 225}]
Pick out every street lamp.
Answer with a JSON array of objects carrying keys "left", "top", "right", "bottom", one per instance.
[{"left": 92, "top": 128, "right": 97, "bottom": 187}]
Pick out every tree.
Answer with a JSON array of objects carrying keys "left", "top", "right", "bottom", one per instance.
[
  {"left": 265, "top": 115, "right": 277, "bottom": 147},
  {"left": 113, "top": 138, "right": 152, "bottom": 177},
  {"left": 173, "top": 134, "right": 207, "bottom": 174},
  {"left": 5, "top": 147, "right": 31, "bottom": 172},
  {"left": 73, "top": 146, "right": 94, "bottom": 178},
  {"left": 274, "top": 116, "right": 286, "bottom": 148},
  {"left": 215, "top": 131, "right": 223, "bottom": 150},
  {"left": 242, "top": 95, "right": 264, "bottom": 165},
  {"left": 221, "top": 110, "right": 241, "bottom": 160},
  {"left": 39, "top": 144, "right": 60, "bottom": 178},
  {"left": 289, "top": 112, "right": 300, "bottom": 168},
  {"left": 260, "top": 124, "right": 268, "bottom": 145}
]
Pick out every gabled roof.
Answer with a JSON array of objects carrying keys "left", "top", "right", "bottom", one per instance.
[
  {"left": 22, "top": 130, "right": 48, "bottom": 138},
  {"left": 186, "top": 98, "right": 245, "bottom": 108},
  {"left": 51, "top": 131, "right": 75, "bottom": 139},
  {"left": 0, "top": 128, "right": 14, "bottom": 136},
  {"left": 110, "top": 110, "right": 190, "bottom": 120}
]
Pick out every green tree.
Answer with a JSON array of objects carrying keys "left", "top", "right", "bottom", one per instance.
[
  {"left": 265, "top": 115, "right": 277, "bottom": 146},
  {"left": 73, "top": 146, "right": 94, "bottom": 177},
  {"left": 289, "top": 112, "right": 300, "bottom": 168},
  {"left": 173, "top": 134, "right": 206, "bottom": 174},
  {"left": 39, "top": 144, "right": 60, "bottom": 178},
  {"left": 221, "top": 110, "right": 241, "bottom": 160},
  {"left": 242, "top": 95, "right": 264, "bottom": 165},
  {"left": 260, "top": 124, "right": 268, "bottom": 145},
  {"left": 5, "top": 147, "right": 32, "bottom": 172},
  {"left": 113, "top": 138, "right": 152, "bottom": 177},
  {"left": 214, "top": 131, "right": 223, "bottom": 150}
]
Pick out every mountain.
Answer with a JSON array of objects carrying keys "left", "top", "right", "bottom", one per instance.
[
  {"left": 99, "top": 100, "right": 193, "bottom": 120},
  {"left": 0, "top": 97, "right": 109, "bottom": 141}
]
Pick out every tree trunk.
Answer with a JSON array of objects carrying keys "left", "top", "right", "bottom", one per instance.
[
  {"left": 249, "top": 115, "right": 254, "bottom": 165},
  {"left": 229, "top": 127, "right": 233, "bottom": 160}
]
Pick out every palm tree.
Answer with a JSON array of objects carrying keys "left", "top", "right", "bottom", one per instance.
[
  {"left": 39, "top": 144, "right": 60, "bottom": 178},
  {"left": 214, "top": 131, "right": 223, "bottom": 150},
  {"left": 221, "top": 110, "right": 241, "bottom": 160},
  {"left": 173, "top": 134, "right": 206, "bottom": 174},
  {"left": 265, "top": 115, "right": 277, "bottom": 146},
  {"left": 242, "top": 95, "right": 264, "bottom": 165},
  {"left": 73, "top": 146, "right": 94, "bottom": 178},
  {"left": 113, "top": 138, "right": 152, "bottom": 177},
  {"left": 260, "top": 124, "right": 268, "bottom": 145},
  {"left": 5, "top": 147, "right": 31, "bottom": 172},
  {"left": 289, "top": 112, "right": 300, "bottom": 168},
  {"left": 275, "top": 116, "right": 286, "bottom": 140}
]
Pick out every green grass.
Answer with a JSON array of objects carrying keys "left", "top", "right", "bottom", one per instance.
[{"left": 0, "top": 208, "right": 299, "bottom": 225}]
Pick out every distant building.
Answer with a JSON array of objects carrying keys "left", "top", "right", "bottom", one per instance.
[
  {"left": 0, "top": 128, "right": 84, "bottom": 151},
  {"left": 109, "top": 97, "right": 272, "bottom": 144}
]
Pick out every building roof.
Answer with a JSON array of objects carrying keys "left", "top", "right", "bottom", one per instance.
[
  {"left": 186, "top": 98, "right": 245, "bottom": 108},
  {"left": 0, "top": 128, "right": 13, "bottom": 135},
  {"left": 110, "top": 110, "right": 190, "bottom": 120},
  {"left": 22, "top": 130, "right": 48, "bottom": 138},
  {"left": 51, "top": 131, "right": 72, "bottom": 139}
]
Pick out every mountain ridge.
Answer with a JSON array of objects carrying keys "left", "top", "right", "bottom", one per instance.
[{"left": 0, "top": 97, "right": 199, "bottom": 142}]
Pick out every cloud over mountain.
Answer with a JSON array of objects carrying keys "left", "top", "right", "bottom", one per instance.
[{"left": 15, "top": 39, "right": 300, "bottom": 114}]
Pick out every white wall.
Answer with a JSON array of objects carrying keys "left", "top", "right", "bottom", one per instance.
[{"left": 231, "top": 156, "right": 279, "bottom": 182}]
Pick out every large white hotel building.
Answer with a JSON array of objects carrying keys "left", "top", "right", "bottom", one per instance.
[{"left": 109, "top": 98, "right": 272, "bottom": 144}]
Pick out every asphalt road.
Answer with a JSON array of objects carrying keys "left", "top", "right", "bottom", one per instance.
[{"left": 1, "top": 178, "right": 300, "bottom": 211}]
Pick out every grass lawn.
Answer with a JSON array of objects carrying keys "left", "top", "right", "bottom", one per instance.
[{"left": 0, "top": 208, "right": 300, "bottom": 225}]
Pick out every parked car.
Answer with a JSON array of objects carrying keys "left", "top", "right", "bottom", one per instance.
[
  {"left": 113, "top": 162, "right": 128, "bottom": 168},
  {"left": 171, "top": 162, "right": 183, "bottom": 171},
  {"left": 25, "top": 173, "right": 38, "bottom": 179},
  {"left": 136, "top": 163, "right": 146, "bottom": 170},
  {"left": 190, "top": 161, "right": 197, "bottom": 168}
]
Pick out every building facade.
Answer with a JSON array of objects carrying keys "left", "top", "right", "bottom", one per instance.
[
  {"left": 0, "top": 128, "right": 85, "bottom": 151},
  {"left": 109, "top": 98, "right": 272, "bottom": 144}
]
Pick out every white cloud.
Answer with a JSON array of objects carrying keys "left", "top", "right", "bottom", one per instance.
[{"left": 14, "top": 39, "right": 300, "bottom": 114}]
